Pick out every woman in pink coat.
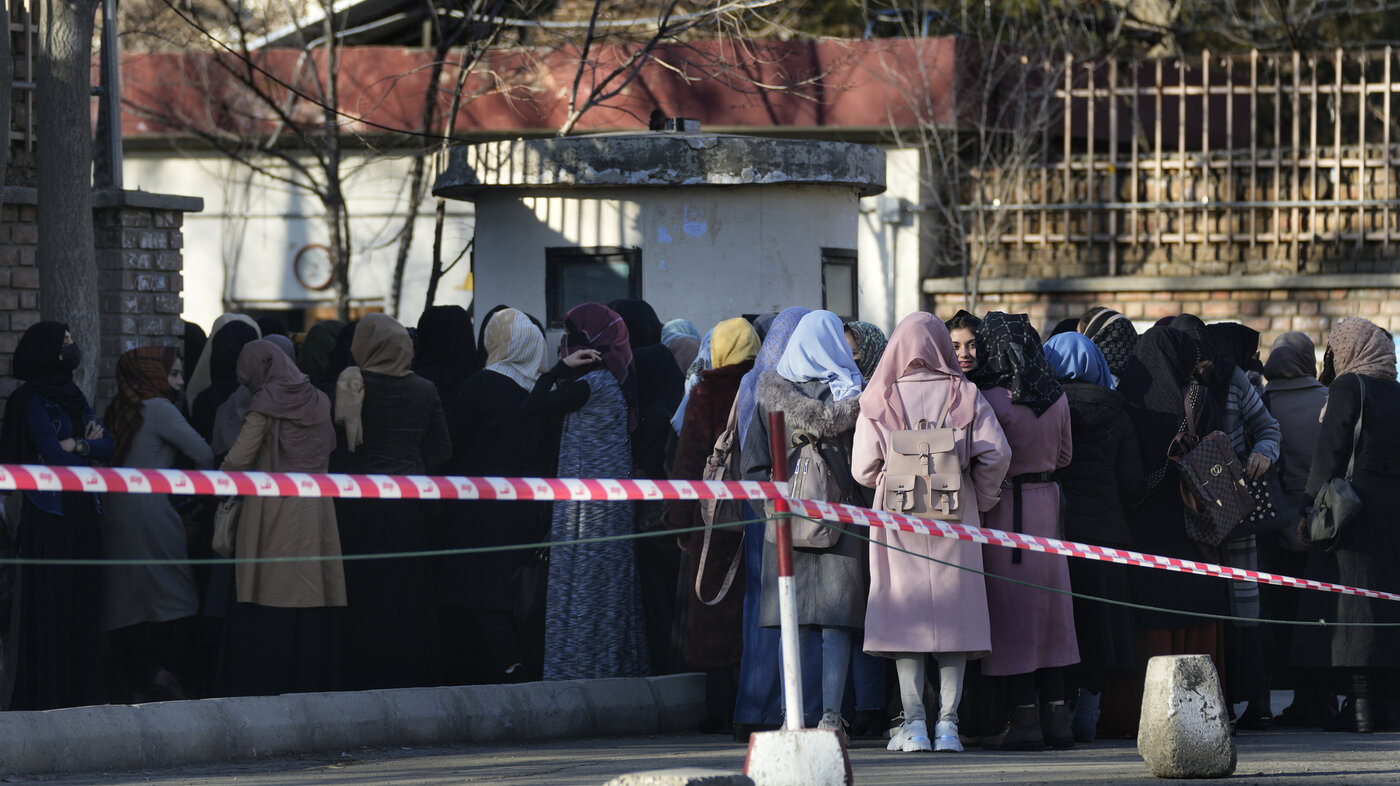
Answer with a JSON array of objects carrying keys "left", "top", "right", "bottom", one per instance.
[
  {"left": 852, "top": 312, "right": 1011, "bottom": 753},
  {"left": 970, "top": 312, "right": 1079, "bottom": 751}
]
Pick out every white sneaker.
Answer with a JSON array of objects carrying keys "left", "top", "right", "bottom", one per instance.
[
  {"left": 934, "top": 720, "right": 964, "bottom": 752},
  {"left": 817, "top": 710, "right": 845, "bottom": 731},
  {"left": 887, "top": 719, "right": 932, "bottom": 752}
]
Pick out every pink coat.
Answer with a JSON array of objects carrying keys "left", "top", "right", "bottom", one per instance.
[
  {"left": 979, "top": 387, "right": 1080, "bottom": 676},
  {"left": 852, "top": 369, "right": 1011, "bottom": 657}
]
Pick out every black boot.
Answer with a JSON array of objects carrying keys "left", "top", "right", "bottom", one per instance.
[
  {"left": 1041, "top": 702, "right": 1075, "bottom": 749},
  {"left": 982, "top": 705, "right": 1045, "bottom": 751},
  {"left": 1355, "top": 698, "right": 1375, "bottom": 734}
]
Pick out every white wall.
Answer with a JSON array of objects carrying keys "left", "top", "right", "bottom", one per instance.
[
  {"left": 123, "top": 150, "right": 475, "bottom": 333},
  {"left": 857, "top": 147, "right": 923, "bottom": 338}
]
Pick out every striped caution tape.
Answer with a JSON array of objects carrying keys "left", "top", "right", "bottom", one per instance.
[
  {"left": 1, "top": 463, "right": 1395, "bottom": 603},
  {"left": 783, "top": 497, "right": 1400, "bottom": 603}
]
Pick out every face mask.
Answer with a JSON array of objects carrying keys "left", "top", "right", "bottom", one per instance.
[{"left": 59, "top": 343, "right": 81, "bottom": 371}]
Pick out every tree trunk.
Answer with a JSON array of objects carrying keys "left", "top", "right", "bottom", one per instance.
[
  {"left": 387, "top": 54, "right": 446, "bottom": 319},
  {"left": 37, "top": 0, "right": 101, "bottom": 398},
  {"left": 321, "top": 0, "right": 350, "bottom": 321}
]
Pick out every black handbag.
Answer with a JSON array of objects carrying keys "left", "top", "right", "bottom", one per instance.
[
  {"left": 1228, "top": 461, "right": 1290, "bottom": 540},
  {"left": 1306, "top": 378, "right": 1366, "bottom": 546}
]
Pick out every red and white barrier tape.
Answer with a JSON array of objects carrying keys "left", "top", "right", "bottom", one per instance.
[
  {"left": 1, "top": 463, "right": 1394, "bottom": 603},
  {"left": 785, "top": 498, "right": 1400, "bottom": 603}
]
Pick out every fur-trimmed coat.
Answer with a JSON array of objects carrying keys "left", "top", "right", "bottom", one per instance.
[
  {"left": 741, "top": 371, "right": 869, "bottom": 630},
  {"left": 668, "top": 359, "right": 753, "bottom": 669}
]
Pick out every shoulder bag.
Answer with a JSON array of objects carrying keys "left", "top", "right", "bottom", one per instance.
[
  {"left": 212, "top": 497, "right": 242, "bottom": 558},
  {"left": 1306, "top": 377, "right": 1366, "bottom": 546}
]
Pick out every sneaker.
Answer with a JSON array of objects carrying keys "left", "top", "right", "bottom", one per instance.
[
  {"left": 817, "top": 710, "right": 848, "bottom": 742},
  {"left": 887, "top": 719, "right": 932, "bottom": 752},
  {"left": 933, "top": 720, "right": 963, "bottom": 752}
]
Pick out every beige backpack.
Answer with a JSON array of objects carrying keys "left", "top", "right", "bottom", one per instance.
[{"left": 881, "top": 393, "right": 966, "bottom": 521}]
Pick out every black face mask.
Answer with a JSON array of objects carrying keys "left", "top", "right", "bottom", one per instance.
[{"left": 58, "top": 343, "right": 82, "bottom": 371}]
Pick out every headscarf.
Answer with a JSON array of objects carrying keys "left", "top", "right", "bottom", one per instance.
[
  {"left": 187, "top": 314, "right": 260, "bottom": 404},
  {"left": 256, "top": 316, "right": 289, "bottom": 338},
  {"left": 1326, "top": 317, "right": 1397, "bottom": 382},
  {"left": 736, "top": 307, "right": 810, "bottom": 444},
  {"left": 1044, "top": 332, "right": 1115, "bottom": 389},
  {"left": 668, "top": 336, "right": 700, "bottom": 375},
  {"left": 609, "top": 298, "right": 664, "bottom": 349},
  {"left": 859, "top": 312, "right": 979, "bottom": 433},
  {"left": 661, "top": 319, "right": 701, "bottom": 347},
  {"left": 0, "top": 321, "right": 90, "bottom": 464},
  {"left": 944, "top": 309, "right": 982, "bottom": 334},
  {"left": 711, "top": 318, "right": 761, "bottom": 369},
  {"left": 483, "top": 307, "right": 547, "bottom": 391},
  {"left": 1171, "top": 314, "right": 1230, "bottom": 403},
  {"left": 1119, "top": 325, "right": 1212, "bottom": 479},
  {"left": 774, "top": 310, "right": 864, "bottom": 401},
  {"left": 1207, "top": 322, "right": 1262, "bottom": 375},
  {"left": 1079, "top": 307, "right": 1139, "bottom": 379},
  {"left": 752, "top": 312, "right": 780, "bottom": 342},
  {"left": 1049, "top": 318, "right": 1079, "bottom": 338},
  {"left": 182, "top": 322, "right": 207, "bottom": 384},
  {"left": 844, "top": 320, "right": 889, "bottom": 382},
  {"left": 970, "top": 312, "right": 1064, "bottom": 416},
  {"left": 474, "top": 304, "right": 511, "bottom": 367},
  {"left": 319, "top": 321, "right": 359, "bottom": 394},
  {"left": 237, "top": 339, "right": 333, "bottom": 471},
  {"left": 1262, "top": 331, "right": 1317, "bottom": 381},
  {"left": 297, "top": 319, "right": 345, "bottom": 385},
  {"left": 336, "top": 313, "right": 413, "bottom": 452},
  {"left": 560, "top": 302, "right": 632, "bottom": 387},
  {"left": 265, "top": 334, "right": 296, "bottom": 360},
  {"left": 191, "top": 320, "right": 260, "bottom": 441},
  {"left": 415, "top": 305, "right": 479, "bottom": 406},
  {"left": 672, "top": 328, "right": 715, "bottom": 435},
  {"left": 104, "top": 346, "right": 179, "bottom": 463}
]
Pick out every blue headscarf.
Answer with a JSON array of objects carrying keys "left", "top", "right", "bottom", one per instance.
[
  {"left": 661, "top": 318, "right": 701, "bottom": 348},
  {"left": 774, "top": 310, "right": 863, "bottom": 401},
  {"left": 736, "top": 307, "right": 810, "bottom": 445},
  {"left": 671, "top": 328, "right": 715, "bottom": 434},
  {"left": 1044, "top": 332, "right": 1115, "bottom": 390}
]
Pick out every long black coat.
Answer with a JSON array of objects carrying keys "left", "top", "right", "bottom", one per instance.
[{"left": 1293, "top": 372, "right": 1400, "bottom": 668}]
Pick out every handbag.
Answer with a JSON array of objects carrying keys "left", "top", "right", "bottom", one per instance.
[
  {"left": 695, "top": 397, "right": 745, "bottom": 606},
  {"left": 1168, "top": 386, "right": 1256, "bottom": 546},
  {"left": 1306, "top": 377, "right": 1366, "bottom": 545},
  {"left": 1229, "top": 466, "right": 1289, "bottom": 540},
  {"left": 211, "top": 497, "right": 242, "bottom": 558}
]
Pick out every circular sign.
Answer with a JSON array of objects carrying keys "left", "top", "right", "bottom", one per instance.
[{"left": 293, "top": 244, "right": 336, "bottom": 291}]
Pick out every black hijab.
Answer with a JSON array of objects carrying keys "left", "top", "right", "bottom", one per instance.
[
  {"left": 0, "top": 321, "right": 90, "bottom": 463},
  {"left": 1171, "top": 314, "right": 1231, "bottom": 404},
  {"left": 191, "top": 320, "right": 260, "bottom": 440},
  {"left": 1207, "top": 322, "right": 1263, "bottom": 375},
  {"left": 1120, "top": 325, "right": 1217, "bottom": 482},
  {"left": 415, "top": 305, "right": 478, "bottom": 404},
  {"left": 182, "top": 321, "right": 207, "bottom": 384},
  {"left": 256, "top": 316, "right": 289, "bottom": 338},
  {"left": 970, "top": 312, "right": 1064, "bottom": 416},
  {"left": 608, "top": 298, "right": 664, "bottom": 350},
  {"left": 1049, "top": 318, "right": 1079, "bottom": 338}
]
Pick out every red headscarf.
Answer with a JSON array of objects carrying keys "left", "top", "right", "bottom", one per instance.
[
  {"left": 105, "top": 346, "right": 179, "bottom": 463},
  {"left": 560, "top": 302, "right": 633, "bottom": 387},
  {"left": 859, "top": 312, "right": 979, "bottom": 432}
]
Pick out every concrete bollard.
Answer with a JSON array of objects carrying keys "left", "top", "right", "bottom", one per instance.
[
  {"left": 605, "top": 769, "right": 754, "bottom": 786},
  {"left": 1137, "top": 654, "right": 1237, "bottom": 779},
  {"left": 744, "top": 729, "right": 852, "bottom": 786}
]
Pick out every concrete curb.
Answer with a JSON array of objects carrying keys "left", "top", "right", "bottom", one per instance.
[{"left": 0, "top": 674, "right": 705, "bottom": 776}]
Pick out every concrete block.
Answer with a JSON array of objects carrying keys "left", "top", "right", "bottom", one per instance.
[
  {"left": 1137, "top": 654, "right": 1236, "bottom": 779},
  {"left": 607, "top": 769, "right": 754, "bottom": 786},
  {"left": 649, "top": 674, "right": 707, "bottom": 733},
  {"left": 744, "top": 729, "right": 851, "bottom": 786}
]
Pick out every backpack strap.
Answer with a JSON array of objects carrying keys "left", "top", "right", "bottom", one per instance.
[{"left": 1344, "top": 376, "right": 1366, "bottom": 484}]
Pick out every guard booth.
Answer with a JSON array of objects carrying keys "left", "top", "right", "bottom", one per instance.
[{"left": 432, "top": 129, "right": 886, "bottom": 333}]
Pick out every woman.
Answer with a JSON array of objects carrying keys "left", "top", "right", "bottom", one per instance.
[
  {"left": 740, "top": 309, "right": 869, "bottom": 734},
  {"left": 1, "top": 322, "right": 113, "bottom": 710},
  {"left": 332, "top": 313, "right": 451, "bottom": 690},
  {"left": 525, "top": 302, "right": 649, "bottom": 680},
  {"left": 1078, "top": 307, "right": 1139, "bottom": 386},
  {"left": 970, "top": 312, "right": 1078, "bottom": 751},
  {"left": 844, "top": 320, "right": 889, "bottom": 383},
  {"left": 945, "top": 310, "right": 981, "bottom": 376},
  {"left": 296, "top": 319, "right": 346, "bottom": 387},
  {"left": 1043, "top": 332, "right": 1142, "bottom": 743},
  {"left": 1115, "top": 325, "right": 1230, "bottom": 735},
  {"left": 853, "top": 312, "right": 1011, "bottom": 753},
  {"left": 1294, "top": 317, "right": 1400, "bottom": 733},
  {"left": 219, "top": 339, "right": 346, "bottom": 696},
  {"left": 102, "top": 347, "right": 214, "bottom": 702},
  {"left": 1262, "top": 332, "right": 1333, "bottom": 727},
  {"left": 439, "top": 308, "right": 556, "bottom": 684},
  {"left": 190, "top": 318, "right": 261, "bottom": 442},
  {"left": 667, "top": 317, "right": 759, "bottom": 730},
  {"left": 414, "top": 305, "right": 478, "bottom": 407},
  {"left": 662, "top": 318, "right": 702, "bottom": 374},
  {"left": 187, "top": 314, "right": 260, "bottom": 417}
]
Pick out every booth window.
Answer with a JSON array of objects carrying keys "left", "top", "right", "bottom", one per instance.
[
  {"left": 545, "top": 246, "right": 643, "bottom": 328},
  {"left": 821, "top": 248, "right": 858, "bottom": 321}
]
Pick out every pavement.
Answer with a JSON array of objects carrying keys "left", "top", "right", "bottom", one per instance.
[{"left": 3, "top": 728, "right": 1399, "bottom": 785}]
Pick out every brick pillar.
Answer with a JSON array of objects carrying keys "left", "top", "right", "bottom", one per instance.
[{"left": 0, "top": 196, "right": 40, "bottom": 402}]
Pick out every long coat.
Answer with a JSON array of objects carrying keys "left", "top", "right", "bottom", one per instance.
[
  {"left": 668, "top": 359, "right": 753, "bottom": 669},
  {"left": 1293, "top": 372, "right": 1400, "bottom": 668},
  {"left": 851, "top": 368, "right": 1010, "bottom": 657},
  {"left": 979, "top": 388, "right": 1080, "bottom": 676},
  {"left": 741, "top": 371, "right": 869, "bottom": 631}
]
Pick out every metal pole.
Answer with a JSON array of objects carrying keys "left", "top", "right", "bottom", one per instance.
[{"left": 767, "top": 410, "right": 804, "bottom": 731}]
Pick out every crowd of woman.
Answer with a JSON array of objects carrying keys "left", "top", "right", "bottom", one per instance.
[{"left": 1, "top": 301, "right": 1396, "bottom": 752}]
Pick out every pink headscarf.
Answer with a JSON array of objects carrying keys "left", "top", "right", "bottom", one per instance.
[{"left": 859, "top": 312, "right": 980, "bottom": 432}]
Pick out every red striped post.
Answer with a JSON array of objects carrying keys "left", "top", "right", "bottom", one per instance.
[{"left": 767, "top": 410, "right": 804, "bottom": 730}]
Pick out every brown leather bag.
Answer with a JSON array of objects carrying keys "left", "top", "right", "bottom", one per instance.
[{"left": 1168, "top": 386, "right": 1256, "bottom": 546}]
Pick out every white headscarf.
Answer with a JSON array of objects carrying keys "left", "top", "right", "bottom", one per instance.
[
  {"left": 186, "top": 313, "right": 260, "bottom": 405},
  {"left": 484, "top": 308, "right": 546, "bottom": 391},
  {"left": 774, "top": 310, "right": 864, "bottom": 401}
]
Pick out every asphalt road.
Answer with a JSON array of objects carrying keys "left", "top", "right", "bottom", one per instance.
[{"left": 6, "top": 727, "right": 1398, "bottom": 786}]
